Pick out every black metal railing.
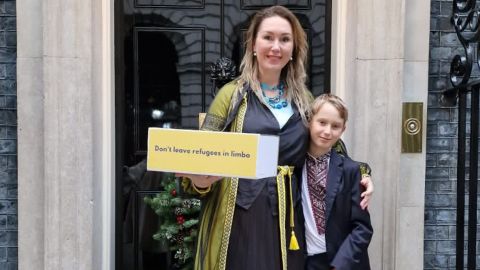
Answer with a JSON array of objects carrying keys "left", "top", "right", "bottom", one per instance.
[{"left": 442, "top": 1, "right": 480, "bottom": 269}]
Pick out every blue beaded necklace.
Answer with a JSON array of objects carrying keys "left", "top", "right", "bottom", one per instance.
[{"left": 260, "top": 81, "right": 288, "bottom": 109}]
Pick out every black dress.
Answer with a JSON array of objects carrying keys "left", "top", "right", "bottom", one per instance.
[{"left": 226, "top": 89, "right": 309, "bottom": 270}]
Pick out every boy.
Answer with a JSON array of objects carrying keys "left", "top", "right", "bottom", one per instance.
[{"left": 302, "top": 94, "right": 373, "bottom": 270}]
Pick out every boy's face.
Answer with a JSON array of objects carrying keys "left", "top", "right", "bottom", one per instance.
[{"left": 309, "top": 102, "right": 346, "bottom": 155}]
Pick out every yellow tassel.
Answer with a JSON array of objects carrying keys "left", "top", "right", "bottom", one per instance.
[{"left": 289, "top": 230, "right": 300, "bottom": 250}]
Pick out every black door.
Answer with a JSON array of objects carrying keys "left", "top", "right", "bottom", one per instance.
[{"left": 115, "top": 1, "right": 330, "bottom": 269}]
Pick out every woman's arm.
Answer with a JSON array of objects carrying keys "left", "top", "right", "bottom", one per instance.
[
  {"left": 360, "top": 175, "right": 373, "bottom": 210},
  {"left": 334, "top": 140, "right": 374, "bottom": 210},
  {"left": 181, "top": 82, "right": 238, "bottom": 195},
  {"left": 178, "top": 173, "right": 222, "bottom": 189}
]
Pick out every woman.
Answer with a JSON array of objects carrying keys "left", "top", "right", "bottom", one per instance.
[{"left": 179, "top": 6, "right": 372, "bottom": 270}]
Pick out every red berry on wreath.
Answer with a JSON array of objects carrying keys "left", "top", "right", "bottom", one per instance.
[
  {"left": 171, "top": 189, "right": 177, "bottom": 197},
  {"left": 177, "top": 215, "right": 185, "bottom": 224}
]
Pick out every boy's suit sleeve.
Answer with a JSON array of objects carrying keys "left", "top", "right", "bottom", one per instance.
[{"left": 330, "top": 164, "right": 373, "bottom": 270}]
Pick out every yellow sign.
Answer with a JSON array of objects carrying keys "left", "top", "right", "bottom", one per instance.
[{"left": 147, "top": 128, "right": 279, "bottom": 179}]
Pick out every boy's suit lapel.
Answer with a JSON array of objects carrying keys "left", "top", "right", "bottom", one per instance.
[{"left": 326, "top": 150, "right": 343, "bottom": 220}]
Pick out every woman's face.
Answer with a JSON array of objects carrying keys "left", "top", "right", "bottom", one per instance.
[{"left": 253, "top": 15, "right": 294, "bottom": 78}]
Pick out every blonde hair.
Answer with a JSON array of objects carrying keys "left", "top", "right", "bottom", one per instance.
[
  {"left": 309, "top": 94, "right": 348, "bottom": 123},
  {"left": 237, "top": 5, "right": 311, "bottom": 124}
]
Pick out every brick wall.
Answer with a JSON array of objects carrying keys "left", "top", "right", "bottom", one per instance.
[
  {"left": 0, "top": 1, "right": 16, "bottom": 269},
  {"left": 426, "top": 1, "right": 478, "bottom": 269}
]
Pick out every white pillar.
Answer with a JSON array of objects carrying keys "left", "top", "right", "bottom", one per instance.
[
  {"left": 396, "top": 1, "right": 430, "bottom": 269},
  {"left": 17, "top": 0, "right": 45, "bottom": 267},
  {"left": 17, "top": 0, "right": 115, "bottom": 269},
  {"left": 332, "top": 0, "right": 429, "bottom": 269}
]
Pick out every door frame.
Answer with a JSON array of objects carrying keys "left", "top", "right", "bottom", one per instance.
[{"left": 100, "top": 0, "right": 116, "bottom": 269}]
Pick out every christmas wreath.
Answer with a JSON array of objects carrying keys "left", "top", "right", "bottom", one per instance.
[{"left": 144, "top": 173, "right": 201, "bottom": 269}]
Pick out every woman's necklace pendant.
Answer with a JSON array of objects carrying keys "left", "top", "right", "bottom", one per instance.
[{"left": 260, "top": 82, "right": 288, "bottom": 109}]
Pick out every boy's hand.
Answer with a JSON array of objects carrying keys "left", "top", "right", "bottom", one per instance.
[{"left": 360, "top": 175, "right": 374, "bottom": 210}]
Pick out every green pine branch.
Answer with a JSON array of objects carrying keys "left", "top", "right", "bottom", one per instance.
[{"left": 144, "top": 173, "right": 201, "bottom": 269}]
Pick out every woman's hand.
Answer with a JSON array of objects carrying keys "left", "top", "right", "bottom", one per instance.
[
  {"left": 360, "top": 175, "right": 374, "bottom": 210},
  {"left": 176, "top": 173, "right": 222, "bottom": 189}
]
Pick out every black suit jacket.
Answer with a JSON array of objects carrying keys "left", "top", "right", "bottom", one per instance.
[{"left": 302, "top": 150, "right": 373, "bottom": 270}]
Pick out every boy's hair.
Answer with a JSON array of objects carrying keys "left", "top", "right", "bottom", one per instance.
[{"left": 309, "top": 93, "right": 348, "bottom": 123}]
